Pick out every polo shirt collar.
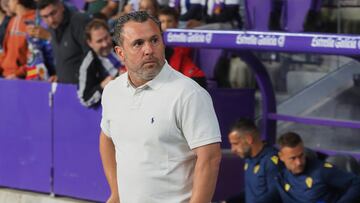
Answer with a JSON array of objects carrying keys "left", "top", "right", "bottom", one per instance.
[
  {"left": 123, "top": 61, "right": 171, "bottom": 90},
  {"left": 145, "top": 61, "right": 171, "bottom": 90}
]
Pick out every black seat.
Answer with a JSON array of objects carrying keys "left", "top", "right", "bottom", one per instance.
[{"left": 325, "top": 154, "right": 360, "bottom": 175}]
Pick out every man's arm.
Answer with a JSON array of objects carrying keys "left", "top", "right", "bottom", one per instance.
[
  {"left": 190, "top": 143, "right": 222, "bottom": 203},
  {"left": 101, "top": 1, "right": 119, "bottom": 18},
  {"left": 255, "top": 157, "right": 282, "bottom": 203},
  {"left": 99, "top": 131, "right": 120, "bottom": 203},
  {"left": 322, "top": 164, "right": 360, "bottom": 203}
]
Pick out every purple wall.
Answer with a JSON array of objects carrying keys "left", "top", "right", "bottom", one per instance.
[
  {"left": 0, "top": 79, "right": 52, "bottom": 193},
  {"left": 209, "top": 88, "right": 255, "bottom": 148},
  {"left": 53, "top": 84, "right": 109, "bottom": 202}
]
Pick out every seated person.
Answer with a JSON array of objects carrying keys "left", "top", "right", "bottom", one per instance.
[
  {"left": 139, "top": 0, "right": 159, "bottom": 17},
  {"left": 85, "top": 0, "right": 119, "bottom": 19},
  {"left": 186, "top": 0, "right": 242, "bottom": 29},
  {"left": 0, "top": 0, "right": 36, "bottom": 79},
  {"left": 223, "top": 118, "right": 282, "bottom": 203},
  {"left": 77, "top": 19, "right": 123, "bottom": 108},
  {"left": 276, "top": 132, "right": 360, "bottom": 203},
  {"left": 159, "top": 6, "right": 207, "bottom": 88},
  {"left": 168, "top": 0, "right": 202, "bottom": 28},
  {"left": 0, "top": 0, "right": 11, "bottom": 59},
  {"left": 25, "top": 11, "right": 55, "bottom": 81}
]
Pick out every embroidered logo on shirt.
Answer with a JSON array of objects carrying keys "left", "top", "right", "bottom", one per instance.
[
  {"left": 151, "top": 117, "right": 154, "bottom": 124},
  {"left": 271, "top": 155, "right": 279, "bottom": 165},
  {"left": 253, "top": 164, "right": 260, "bottom": 174},
  {"left": 244, "top": 163, "right": 248, "bottom": 171},
  {"left": 324, "top": 163, "right": 333, "bottom": 168},
  {"left": 285, "top": 183, "right": 291, "bottom": 192},
  {"left": 306, "top": 177, "right": 313, "bottom": 188}
]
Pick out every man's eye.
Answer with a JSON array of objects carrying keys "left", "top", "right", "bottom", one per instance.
[
  {"left": 151, "top": 38, "right": 158, "bottom": 44},
  {"left": 134, "top": 41, "right": 143, "bottom": 47}
]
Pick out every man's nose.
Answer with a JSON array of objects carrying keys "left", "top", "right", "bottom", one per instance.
[
  {"left": 101, "top": 40, "right": 108, "bottom": 48},
  {"left": 143, "top": 42, "right": 154, "bottom": 55},
  {"left": 47, "top": 16, "right": 55, "bottom": 25},
  {"left": 295, "top": 158, "right": 302, "bottom": 166}
]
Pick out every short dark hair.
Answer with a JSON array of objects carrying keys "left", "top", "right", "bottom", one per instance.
[
  {"left": 85, "top": 19, "right": 110, "bottom": 41},
  {"left": 37, "top": 0, "right": 60, "bottom": 10},
  {"left": 230, "top": 118, "right": 259, "bottom": 138},
  {"left": 277, "top": 132, "right": 303, "bottom": 149},
  {"left": 158, "top": 6, "right": 179, "bottom": 22},
  {"left": 19, "top": 0, "right": 36, "bottom": 9},
  {"left": 113, "top": 11, "right": 161, "bottom": 46}
]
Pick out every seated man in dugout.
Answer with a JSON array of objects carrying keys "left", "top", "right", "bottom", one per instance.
[
  {"left": 77, "top": 19, "right": 123, "bottom": 108},
  {"left": 276, "top": 132, "right": 360, "bottom": 203},
  {"left": 220, "top": 118, "right": 282, "bottom": 203}
]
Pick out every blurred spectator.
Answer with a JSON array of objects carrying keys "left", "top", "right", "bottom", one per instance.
[
  {"left": 0, "top": 0, "right": 36, "bottom": 79},
  {"left": 77, "top": 19, "right": 123, "bottom": 108},
  {"left": 187, "top": 0, "right": 242, "bottom": 29},
  {"left": 168, "top": 0, "right": 202, "bottom": 28},
  {"left": 0, "top": 0, "right": 11, "bottom": 59},
  {"left": 85, "top": 0, "right": 107, "bottom": 15},
  {"left": 139, "top": 0, "right": 159, "bottom": 17},
  {"left": 85, "top": 0, "right": 119, "bottom": 19},
  {"left": 160, "top": 6, "right": 207, "bottom": 88},
  {"left": 38, "top": 0, "right": 90, "bottom": 83}
]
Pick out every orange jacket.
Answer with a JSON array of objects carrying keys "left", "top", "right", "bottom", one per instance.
[{"left": 0, "top": 10, "right": 35, "bottom": 78}]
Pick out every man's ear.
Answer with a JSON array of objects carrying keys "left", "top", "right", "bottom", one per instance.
[
  {"left": 114, "top": 46, "right": 125, "bottom": 62},
  {"left": 278, "top": 151, "right": 284, "bottom": 162},
  {"left": 245, "top": 134, "right": 254, "bottom": 144}
]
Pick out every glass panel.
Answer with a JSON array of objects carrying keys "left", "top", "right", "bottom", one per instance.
[{"left": 277, "top": 123, "right": 360, "bottom": 152}]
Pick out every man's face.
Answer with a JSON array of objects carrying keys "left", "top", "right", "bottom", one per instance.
[
  {"left": 139, "top": 0, "right": 156, "bottom": 17},
  {"left": 7, "top": 0, "right": 16, "bottom": 14},
  {"left": 88, "top": 27, "right": 113, "bottom": 57},
  {"left": 114, "top": 19, "right": 165, "bottom": 84},
  {"left": 159, "top": 14, "right": 177, "bottom": 31},
  {"left": 228, "top": 131, "right": 252, "bottom": 159},
  {"left": 279, "top": 144, "right": 306, "bottom": 175},
  {"left": 40, "top": 3, "right": 64, "bottom": 29}
]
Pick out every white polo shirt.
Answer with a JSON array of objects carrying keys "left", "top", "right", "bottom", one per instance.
[{"left": 100, "top": 62, "right": 221, "bottom": 203}]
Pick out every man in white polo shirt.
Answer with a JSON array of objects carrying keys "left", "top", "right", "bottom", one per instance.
[{"left": 99, "top": 11, "right": 222, "bottom": 203}]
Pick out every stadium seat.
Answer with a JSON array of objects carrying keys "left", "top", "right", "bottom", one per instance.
[
  {"left": 282, "top": 0, "right": 316, "bottom": 32},
  {"left": 304, "top": 147, "right": 318, "bottom": 160},
  {"left": 244, "top": 0, "right": 272, "bottom": 31},
  {"left": 194, "top": 48, "right": 224, "bottom": 88},
  {"left": 325, "top": 154, "right": 360, "bottom": 175}
]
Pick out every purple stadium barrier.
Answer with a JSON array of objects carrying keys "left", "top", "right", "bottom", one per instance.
[
  {"left": 0, "top": 79, "right": 52, "bottom": 193},
  {"left": 213, "top": 152, "right": 245, "bottom": 201},
  {"left": 53, "top": 84, "right": 109, "bottom": 202}
]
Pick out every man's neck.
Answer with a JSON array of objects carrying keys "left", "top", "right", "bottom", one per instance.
[
  {"left": 0, "top": 12, "right": 5, "bottom": 23},
  {"left": 251, "top": 141, "right": 264, "bottom": 158},
  {"left": 15, "top": 6, "right": 28, "bottom": 16},
  {"left": 128, "top": 73, "right": 148, "bottom": 88}
]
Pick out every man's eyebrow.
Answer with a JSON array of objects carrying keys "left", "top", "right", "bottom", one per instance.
[{"left": 131, "top": 39, "right": 144, "bottom": 45}]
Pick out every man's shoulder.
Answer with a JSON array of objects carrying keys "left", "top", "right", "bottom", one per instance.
[
  {"left": 69, "top": 10, "right": 90, "bottom": 27},
  {"left": 167, "top": 65, "right": 206, "bottom": 94}
]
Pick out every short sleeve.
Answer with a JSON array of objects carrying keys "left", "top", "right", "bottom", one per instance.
[
  {"left": 179, "top": 89, "right": 221, "bottom": 149},
  {"left": 100, "top": 86, "right": 111, "bottom": 138}
]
